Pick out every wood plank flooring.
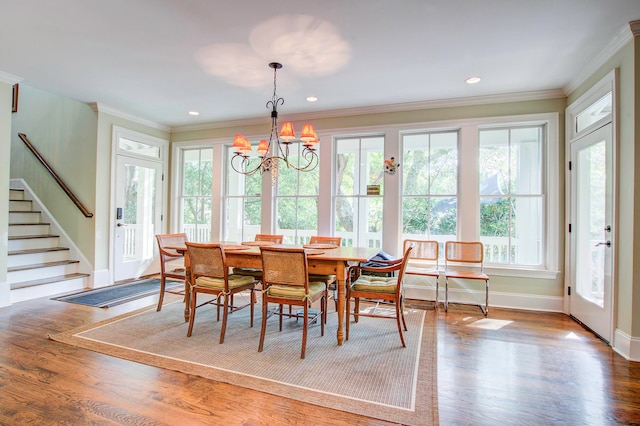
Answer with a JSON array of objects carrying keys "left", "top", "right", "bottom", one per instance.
[{"left": 1, "top": 294, "right": 639, "bottom": 425}]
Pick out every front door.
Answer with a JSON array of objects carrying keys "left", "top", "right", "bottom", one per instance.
[
  {"left": 114, "top": 154, "right": 163, "bottom": 282},
  {"left": 569, "top": 123, "right": 613, "bottom": 342}
]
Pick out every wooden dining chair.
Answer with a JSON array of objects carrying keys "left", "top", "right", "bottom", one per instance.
[
  {"left": 232, "top": 234, "right": 284, "bottom": 280},
  {"left": 155, "top": 233, "right": 188, "bottom": 312},
  {"left": 403, "top": 239, "right": 440, "bottom": 308},
  {"left": 346, "top": 244, "right": 413, "bottom": 347},
  {"left": 185, "top": 242, "right": 257, "bottom": 343},
  {"left": 307, "top": 236, "right": 342, "bottom": 310},
  {"left": 259, "top": 246, "right": 327, "bottom": 359},
  {"left": 444, "top": 241, "right": 489, "bottom": 316}
]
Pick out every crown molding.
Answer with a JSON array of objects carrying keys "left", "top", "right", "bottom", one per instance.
[
  {"left": 564, "top": 22, "right": 634, "bottom": 95},
  {"left": 170, "top": 89, "right": 565, "bottom": 134},
  {"left": 88, "top": 102, "right": 170, "bottom": 132},
  {"left": 0, "top": 71, "right": 22, "bottom": 85},
  {"left": 630, "top": 20, "right": 640, "bottom": 37}
]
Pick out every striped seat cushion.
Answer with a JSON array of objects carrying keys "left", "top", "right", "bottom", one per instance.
[
  {"left": 351, "top": 275, "right": 398, "bottom": 294},
  {"left": 195, "top": 274, "right": 254, "bottom": 290},
  {"left": 267, "top": 281, "right": 326, "bottom": 300}
]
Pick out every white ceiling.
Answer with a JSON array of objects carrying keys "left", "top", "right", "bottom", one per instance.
[{"left": 1, "top": 1, "right": 639, "bottom": 129}]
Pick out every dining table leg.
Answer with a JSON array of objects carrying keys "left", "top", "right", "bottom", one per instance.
[{"left": 335, "top": 262, "right": 346, "bottom": 345}]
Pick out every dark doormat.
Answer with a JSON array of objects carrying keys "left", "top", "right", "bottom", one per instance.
[{"left": 52, "top": 279, "right": 183, "bottom": 308}]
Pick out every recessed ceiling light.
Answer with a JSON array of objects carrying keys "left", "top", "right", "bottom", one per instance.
[
  {"left": 306, "top": 96, "right": 318, "bottom": 102},
  {"left": 188, "top": 111, "right": 200, "bottom": 116},
  {"left": 466, "top": 77, "right": 481, "bottom": 85}
]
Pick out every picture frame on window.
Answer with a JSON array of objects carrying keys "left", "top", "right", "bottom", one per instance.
[{"left": 12, "top": 84, "right": 19, "bottom": 113}]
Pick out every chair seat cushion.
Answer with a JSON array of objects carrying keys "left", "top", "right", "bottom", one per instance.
[
  {"left": 308, "top": 273, "right": 335, "bottom": 282},
  {"left": 267, "top": 281, "right": 326, "bottom": 300},
  {"left": 232, "top": 267, "right": 263, "bottom": 278},
  {"left": 351, "top": 275, "right": 398, "bottom": 293},
  {"left": 195, "top": 274, "right": 254, "bottom": 290},
  {"left": 406, "top": 266, "right": 439, "bottom": 277}
]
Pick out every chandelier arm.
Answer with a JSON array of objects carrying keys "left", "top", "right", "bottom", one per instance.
[{"left": 230, "top": 153, "right": 266, "bottom": 176}]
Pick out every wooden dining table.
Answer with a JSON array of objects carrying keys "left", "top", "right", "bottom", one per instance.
[{"left": 167, "top": 243, "right": 377, "bottom": 346}]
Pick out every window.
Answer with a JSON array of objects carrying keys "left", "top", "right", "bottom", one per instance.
[
  {"left": 224, "top": 146, "right": 262, "bottom": 243},
  {"left": 401, "top": 131, "right": 458, "bottom": 249},
  {"left": 479, "top": 125, "right": 544, "bottom": 266},
  {"left": 179, "top": 148, "right": 212, "bottom": 242},
  {"left": 334, "top": 136, "right": 384, "bottom": 247},
  {"left": 275, "top": 142, "right": 320, "bottom": 243}
]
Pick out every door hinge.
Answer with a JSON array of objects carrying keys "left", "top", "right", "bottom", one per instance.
[
  {"left": 568, "top": 223, "right": 571, "bottom": 233},
  {"left": 162, "top": 173, "right": 165, "bottom": 181},
  {"left": 161, "top": 214, "right": 164, "bottom": 222},
  {"left": 568, "top": 161, "right": 572, "bottom": 171},
  {"left": 568, "top": 286, "right": 571, "bottom": 296}
]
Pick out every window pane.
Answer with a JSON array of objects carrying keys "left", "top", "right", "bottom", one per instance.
[
  {"left": 479, "top": 129, "right": 509, "bottom": 195},
  {"left": 276, "top": 198, "right": 297, "bottom": 242},
  {"left": 335, "top": 196, "right": 356, "bottom": 246},
  {"left": 336, "top": 140, "right": 357, "bottom": 196},
  {"left": 362, "top": 137, "right": 384, "bottom": 194},
  {"left": 510, "top": 127, "right": 541, "bottom": 194},
  {"left": 362, "top": 197, "right": 383, "bottom": 248},
  {"left": 430, "top": 132, "right": 458, "bottom": 195},
  {"left": 402, "top": 134, "right": 430, "bottom": 195},
  {"left": 576, "top": 92, "right": 612, "bottom": 134},
  {"left": 119, "top": 138, "right": 160, "bottom": 159}
]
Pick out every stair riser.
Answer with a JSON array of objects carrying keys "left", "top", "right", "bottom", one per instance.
[
  {"left": 9, "top": 190, "right": 24, "bottom": 201},
  {"left": 9, "top": 212, "right": 42, "bottom": 224},
  {"left": 8, "top": 237, "right": 61, "bottom": 251},
  {"left": 9, "top": 200, "right": 33, "bottom": 211},
  {"left": 7, "top": 250, "right": 70, "bottom": 268},
  {"left": 10, "top": 278, "right": 87, "bottom": 304},
  {"left": 8, "top": 264, "right": 80, "bottom": 284},
  {"left": 9, "top": 224, "right": 51, "bottom": 237}
]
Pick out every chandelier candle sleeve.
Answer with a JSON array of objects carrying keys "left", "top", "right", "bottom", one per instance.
[{"left": 230, "top": 62, "right": 320, "bottom": 179}]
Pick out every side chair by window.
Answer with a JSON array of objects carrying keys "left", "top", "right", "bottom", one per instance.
[
  {"left": 185, "top": 242, "right": 257, "bottom": 343},
  {"left": 444, "top": 241, "right": 489, "bottom": 316},
  {"left": 155, "top": 233, "right": 188, "bottom": 312},
  {"left": 346, "top": 244, "right": 414, "bottom": 347},
  {"left": 259, "top": 246, "right": 327, "bottom": 359},
  {"left": 403, "top": 239, "right": 440, "bottom": 308}
]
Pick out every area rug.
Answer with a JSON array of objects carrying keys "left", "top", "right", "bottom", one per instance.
[
  {"left": 52, "top": 279, "right": 183, "bottom": 308},
  {"left": 49, "top": 300, "right": 438, "bottom": 425}
]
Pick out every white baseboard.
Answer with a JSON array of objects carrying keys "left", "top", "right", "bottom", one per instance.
[{"left": 613, "top": 329, "right": 640, "bottom": 362}]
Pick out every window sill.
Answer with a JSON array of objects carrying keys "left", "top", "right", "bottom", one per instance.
[{"left": 482, "top": 266, "right": 560, "bottom": 280}]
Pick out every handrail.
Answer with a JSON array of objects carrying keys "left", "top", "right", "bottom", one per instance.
[{"left": 18, "top": 133, "right": 94, "bottom": 218}]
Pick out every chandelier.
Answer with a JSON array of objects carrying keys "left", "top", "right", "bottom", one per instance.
[{"left": 230, "top": 62, "right": 319, "bottom": 180}]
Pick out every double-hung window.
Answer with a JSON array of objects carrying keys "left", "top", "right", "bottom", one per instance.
[
  {"left": 334, "top": 135, "right": 384, "bottom": 247},
  {"left": 401, "top": 131, "right": 458, "bottom": 248},
  {"left": 179, "top": 148, "right": 213, "bottom": 242},
  {"left": 224, "top": 146, "right": 262, "bottom": 242},
  {"left": 275, "top": 142, "right": 320, "bottom": 243},
  {"left": 478, "top": 125, "right": 544, "bottom": 266}
]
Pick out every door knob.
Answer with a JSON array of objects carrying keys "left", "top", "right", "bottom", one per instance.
[
  {"left": 117, "top": 223, "right": 128, "bottom": 227},
  {"left": 594, "top": 241, "right": 611, "bottom": 247}
]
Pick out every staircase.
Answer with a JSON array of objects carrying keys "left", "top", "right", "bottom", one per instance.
[{"left": 8, "top": 188, "right": 90, "bottom": 303}]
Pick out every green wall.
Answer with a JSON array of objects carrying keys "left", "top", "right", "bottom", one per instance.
[{"left": 10, "top": 85, "right": 98, "bottom": 266}]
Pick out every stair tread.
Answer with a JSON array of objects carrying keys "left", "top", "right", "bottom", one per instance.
[
  {"left": 8, "top": 234, "right": 59, "bottom": 240},
  {"left": 9, "top": 223, "right": 50, "bottom": 226},
  {"left": 9, "top": 247, "right": 70, "bottom": 256},
  {"left": 8, "top": 260, "right": 80, "bottom": 272},
  {"left": 11, "top": 273, "right": 90, "bottom": 290},
  {"left": 9, "top": 210, "right": 41, "bottom": 213}
]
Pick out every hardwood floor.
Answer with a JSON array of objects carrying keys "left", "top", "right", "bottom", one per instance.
[{"left": 1, "top": 294, "right": 639, "bottom": 425}]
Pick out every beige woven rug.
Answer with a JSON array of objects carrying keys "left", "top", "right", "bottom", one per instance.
[{"left": 50, "top": 299, "right": 438, "bottom": 425}]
